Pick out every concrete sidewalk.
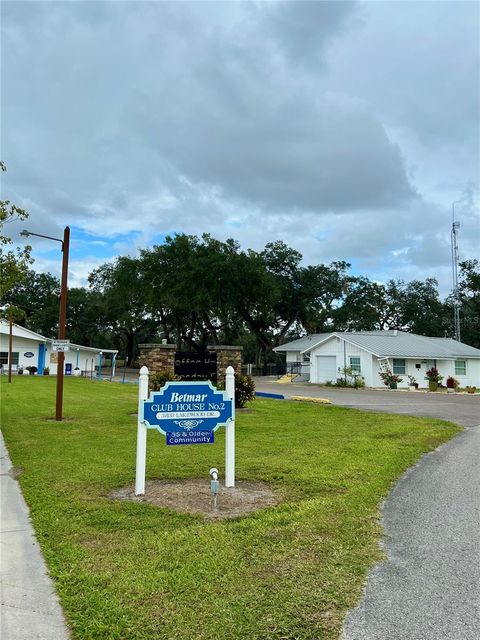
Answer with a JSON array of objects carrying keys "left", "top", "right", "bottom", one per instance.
[{"left": 0, "top": 432, "right": 69, "bottom": 640}]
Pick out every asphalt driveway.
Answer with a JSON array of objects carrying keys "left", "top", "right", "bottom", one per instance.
[
  {"left": 254, "top": 378, "right": 480, "bottom": 427},
  {"left": 254, "top": 378, "right": 480, "bottom": 640}
]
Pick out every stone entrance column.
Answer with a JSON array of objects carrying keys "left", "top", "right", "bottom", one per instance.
[
  {"left": 207, "top": 345, "right": 243, "bottom": 380},
  {"left": 138, "top": 343, "right": 176, "bottom": 376}
]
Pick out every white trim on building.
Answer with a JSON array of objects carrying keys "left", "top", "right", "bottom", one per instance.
[{"left": 0, "top": 321, "right": 118, "bottom": 377}]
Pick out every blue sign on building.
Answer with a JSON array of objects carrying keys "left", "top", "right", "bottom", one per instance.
[{"left": 142, "top": 381, "right": 234, "bottom": 446}]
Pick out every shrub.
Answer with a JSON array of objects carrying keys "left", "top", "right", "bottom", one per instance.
[
  {"left": 336, "top": 367, "right": 365, "bottom": 389},
  {"left": 26, "top": 366, "right": 38, "bottom": 375},
  {"left": 217, "top": 374, "right": 256, "bottom": 408},
  {"left": 446, "top": 376, "right": 459, "bottom": 389},
  {"left": 43, "top": 367, "right": 50, "bottom": 375},
  {"left": 425, "top": 367, "right": 443, "bottom": 383},
  {"left": 150, "top": 370, "right": 180, "bottom": 391},
  {"left": 379, "top": 369, "right": 402, "bottom": 386},
  {"left": 353, "top": 376, "right": 365, "bottom": 389},
  {"left": 234, "top": 374, "right": 255, "bottom": 408}
]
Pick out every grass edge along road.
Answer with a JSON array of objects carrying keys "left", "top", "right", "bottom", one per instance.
[{"left": 1, "top": 377, "right": 460, "bottom": 640}]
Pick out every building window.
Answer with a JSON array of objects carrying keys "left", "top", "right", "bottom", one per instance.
[
  {"left": 349, "top": 356, "right": 361, "bottom": 373},
  {"left": 454, "top": 360, "right": 466, "bottom": 376},
  {"left": 0, "top": 352, "right": 19, "bottom": 365},
  {"left": 392, "top": 358, "right": 406, "bottom": 374}
]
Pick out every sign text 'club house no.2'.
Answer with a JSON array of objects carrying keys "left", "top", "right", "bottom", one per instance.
[{"left": 135, "top": 366, "right": 235, "bottom": 495}]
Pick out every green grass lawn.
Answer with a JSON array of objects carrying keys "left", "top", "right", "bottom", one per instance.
[{"left": 1, "top": 377, "right": 460, "bottom": 640}]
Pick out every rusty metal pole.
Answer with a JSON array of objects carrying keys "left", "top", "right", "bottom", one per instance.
[
  {"left": 55, "top": 226, "right": 70, "bottom": 421},
  {"left": 8, "top": 317, "right": 13, "bottom": 383}
]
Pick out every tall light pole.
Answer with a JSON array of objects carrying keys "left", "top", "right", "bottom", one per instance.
[
  {"left": 451, "top": 202, "right": 461, "bottom": 342},
  {"left": 21, "top": 227, "right": 70, "bottom": 420}
]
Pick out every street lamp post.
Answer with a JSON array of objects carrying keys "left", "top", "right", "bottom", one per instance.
[{"left": 21, "top": 227, "right": 70, "bottom": 420}]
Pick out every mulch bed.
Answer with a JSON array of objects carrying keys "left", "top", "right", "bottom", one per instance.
[{"left": 109, "top": 479, "right": 278, "bottom": 520}]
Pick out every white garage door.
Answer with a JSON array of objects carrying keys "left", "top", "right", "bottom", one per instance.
[{"left": 316, "top": 356, "right": 337, "bottom": 382}]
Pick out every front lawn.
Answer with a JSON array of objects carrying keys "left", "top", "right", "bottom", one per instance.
[{"left": 1, "top": 377, "right": 460, "bottom": 640}]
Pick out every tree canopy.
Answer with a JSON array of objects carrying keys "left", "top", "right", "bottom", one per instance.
[
  {"left": 0, "top": 162, "right": 33, "bottom": 298},
  {"left": 10, "top": 232, "right": 480, "bottom": 361}
]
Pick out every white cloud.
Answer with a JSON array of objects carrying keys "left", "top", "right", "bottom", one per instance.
[{"left": 1, "top": 0, "right": 478, "bottom": 296}]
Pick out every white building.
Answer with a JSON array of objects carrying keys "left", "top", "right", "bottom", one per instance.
[
  {"left": 0, "top": 321, "right": 118, "bottom": 376},
  {"left": 274, "top": 330, "right": 480, "bottom": 389}
]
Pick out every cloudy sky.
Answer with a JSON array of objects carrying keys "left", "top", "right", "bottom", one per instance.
[{"left": 2, "top": 0, "right": 479, "bottom": 294}]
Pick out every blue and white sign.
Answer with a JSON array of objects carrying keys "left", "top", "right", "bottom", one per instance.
[
  {"left": 142, "top": 381, "right": 233, "bottom": 445},
  {"left": 135, "top": 366, "right": 236, "bottom": 496},
  {"left": 24, "top": 352, "right": 34, "bottom": 358}
]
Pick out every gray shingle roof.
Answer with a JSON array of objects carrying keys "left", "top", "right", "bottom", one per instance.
[
  {"left": 275, "top": 330, "right": 480, "bottom": 359},
  {"left": 273, "top": 334, "right": 332, "bottom": 352}
]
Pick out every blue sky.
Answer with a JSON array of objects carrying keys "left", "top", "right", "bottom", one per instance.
[{"left": 2, "top": 0, "right": 479, "bottom": 295}]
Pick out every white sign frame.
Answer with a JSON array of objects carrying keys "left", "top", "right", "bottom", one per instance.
[{"left": 135, "top": 366, "right": 236, "bottom": 496}]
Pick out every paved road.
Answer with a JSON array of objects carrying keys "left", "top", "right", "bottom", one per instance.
[
  {"left": 0, "top": 433, "right": 70, "bottom": 640},
  {"left": 341, "top": 425, "right": 480, "bottom": 640},
  {"left": 255, "top": 379, "right": 480, "bottom": 640},
  {"left": 254, "top": 378, "right": 480, "bottom": 426}
]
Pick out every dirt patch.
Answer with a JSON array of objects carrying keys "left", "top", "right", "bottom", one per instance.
[
  {"left": 109, "top": 479, "right": 279, "bottom": 520},
  {"left": 8, "top": 466, "right": 23, "bottom": 480}
]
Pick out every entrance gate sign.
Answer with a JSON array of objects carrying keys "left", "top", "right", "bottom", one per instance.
[
  {"left": 135, "top": 366, "right": 236, "bottom": 496},
  {"left": 142, "top": 381, "right": 233, "bottom": 445},
  {"left": 174, "top": 351, "right": 217, "bottom": 382}
]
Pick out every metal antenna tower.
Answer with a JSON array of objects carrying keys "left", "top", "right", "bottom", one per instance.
[{"left": 451, "top": 202, "right": 461, "bottom": 342}]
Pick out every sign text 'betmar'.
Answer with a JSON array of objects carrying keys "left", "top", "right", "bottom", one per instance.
[{"left": 142, "top": 381, "right": 233, "bottom": 446}]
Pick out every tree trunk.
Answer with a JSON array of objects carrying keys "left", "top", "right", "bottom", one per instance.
[{"left": 125, "top": 331, "right": 136, "bottom": 366}]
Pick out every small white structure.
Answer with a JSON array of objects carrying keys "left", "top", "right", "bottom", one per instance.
[
  {"left": 0, "top": 321, "right": 118, "bottom": 376},
  {"left": 274, "top": 330, "right": 480, "bottom": 389}
]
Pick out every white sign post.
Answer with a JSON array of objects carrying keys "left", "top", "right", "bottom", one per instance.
[
  {"left": 135, "top": 365, "right": 149, "bottom": 495},
  {"left": 225, "top": 366, "right": 235, "bottom": 488},
  {"left": 135, "top": 365, "right": 236, "bottom": 496}
]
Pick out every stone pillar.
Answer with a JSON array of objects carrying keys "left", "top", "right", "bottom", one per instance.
[
  {"left": 138, "top": 344, "right": 176, "bottom": 375},
  {"left": 208, "top": 345, "right": 243, "bottom": 380}
]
